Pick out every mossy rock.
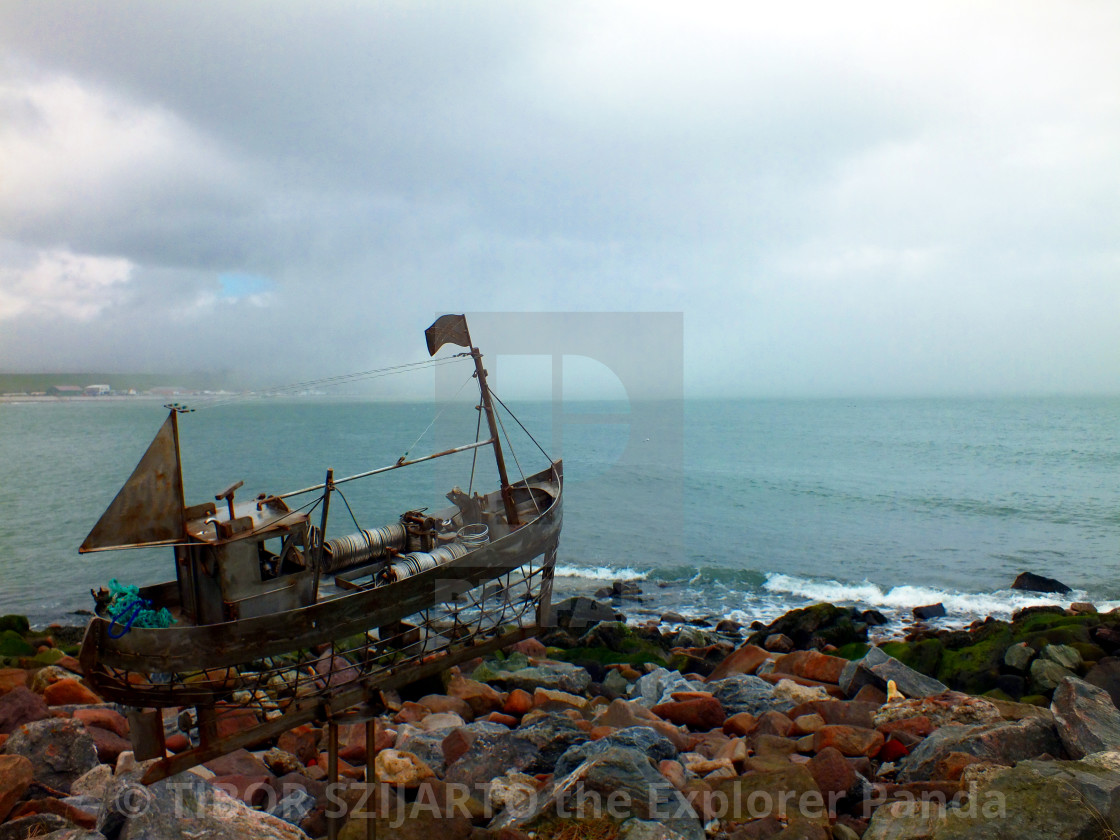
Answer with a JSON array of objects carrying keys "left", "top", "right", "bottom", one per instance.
[
  {"left": 29, "top": 648, "right": 65, "bottom": 666},
  {"left": 1071, "top": 642, "right": 1106, "bottom": 664},
  {"left": 936, "top": 624, "right": 1014, "bottom": 695},
  {"left": 1019, "top": 624, "right": 1092, "bottom": 650},
  {"left": 0, "top": 615, "right": 30, "bottom": 635},
  {"left": 553, "top": 645, "right": 670, "bottom": 669},
  {"left": 879, "top": 638, "right": 944, "bottom": 677},
  {"left": 1011, "top": 612, "right": 1099, "bottom": 638},
  {"left": 981, "top": 688, "right": 1014, "bottom": 702},
  {"left": 753, "top": 603, "right": 867, "bottom": 649},
  {"left": 834, "top": 642, "right": 870, "bottom": 661},
  {"left": 0, "top": 630, "right": 34, "bottom": 658},
  {"left": 469, "top": 651, "right": 532, "bottom": 682},
  {"left": 1019, "top": 694, "right": 1049, "bottom": 707},
  {"left": 578, "top": 621, "right": 670, "bottom": 654}
]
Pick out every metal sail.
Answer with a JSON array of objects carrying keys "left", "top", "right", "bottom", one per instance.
[{"left": 79, "top": 411, "right": 186, "bottom": 553}]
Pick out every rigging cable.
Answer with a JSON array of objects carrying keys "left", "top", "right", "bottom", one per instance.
[
  {"left": 189, "top": 354, "right": 471, "bottom": 411},
  {"left": 492, "top": 398, "right": 541, "bottom": 518},
  {"left": 487, "top": 388, "right": 553, "bottom": 462},
  {"left": 398, "top": 371, "right": 476, "bottom": 462}
]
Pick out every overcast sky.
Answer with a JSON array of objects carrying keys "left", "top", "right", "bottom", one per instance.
[{"left": 0, "top": 1, "right": 1117, "bottom": 398}]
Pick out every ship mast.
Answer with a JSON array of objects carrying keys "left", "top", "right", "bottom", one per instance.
[
  {"left": 424, "top": 314, "right": 520, "bottom": 528},
  {"left": 468, "top": 340, "right": 521, "bottom": 528}
]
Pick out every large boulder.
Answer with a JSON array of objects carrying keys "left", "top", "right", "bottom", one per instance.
[
  {"left": 482, "top": 662, "right": 592, "bottom": 695},
  {"left": 897, "top": 717, "right": 1061, "bottom": 783},
  {"left": 841, "top": 646, "right": 948, "bottom": 699},
  {"left": 553, "top": 726, "right": 678, "bottom": 778},
  {"left": 631, "top": 668, "right": 700, "bottom": 708},
  {"left": 1011, "top": 572, "right": 1072, "bottom": 594},
  {"left": 750, "top": 603, "right": 867, "bottom": 650},
  {"left": 99, "top": 772, "right": 308, "bottom": 839},
  {"left": 0, "top": 687, "right": 49, "bottom": 735},
  {"left": 1, "top": 718, "right": 98, "bottom": 794},
  {"left": 932, "top": 752, "right": 1120, "bottom": 838},
  {"left": 1051, "top": 677, "right": 1120, "bottom": 759},
  {"left": 1086, "top": 657, "right": 1120, "bottom": 709},
  {"left": 707, "top": 675, "right": 790, "bottom": 717},
  {"left": 547, "top": 597, "right": 623, "bottom": 630},
  {"left": 511, "top": 713, "right": 591, "bottom": 773},
  {"left": 0, "top": 754, "right": 33, "bottom": 821},
  {"left": 490, "top": 745, "right": 703, "bottom": 840}
]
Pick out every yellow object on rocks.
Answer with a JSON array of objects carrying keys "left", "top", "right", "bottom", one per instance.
[{"left": 886, "top": 679, "right": 905, "bottom": 703}]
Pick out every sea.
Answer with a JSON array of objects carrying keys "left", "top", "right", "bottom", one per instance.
[{"left": 1, "top": 394, "right": 1118, "bottom": 632}]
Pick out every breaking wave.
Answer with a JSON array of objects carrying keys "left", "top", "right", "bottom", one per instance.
[
  {"left": 552, "top": 564, "right": 649, "bottom": 581},
  {"left": 762, "top": 572, "right": 1120, "bottom": 618}
]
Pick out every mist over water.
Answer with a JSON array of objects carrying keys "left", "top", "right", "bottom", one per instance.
[{"left": 1, "top": 395, "right": 1117, "bottom": 628}]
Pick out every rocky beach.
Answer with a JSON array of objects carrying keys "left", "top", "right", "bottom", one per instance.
[{"left": 5, "top": 582, "right": 1120, "bottom": 840}]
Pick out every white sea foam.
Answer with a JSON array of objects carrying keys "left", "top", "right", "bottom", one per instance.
[
  {"left": 762, "top": 573, "right": 1096, "bottom": 618},
  {"left": 552, "top": 564, "right": 649, "bottom": 581}
]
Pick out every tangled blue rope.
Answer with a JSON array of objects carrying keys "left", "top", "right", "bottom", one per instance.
[{"left": 106, "top": 579, "right": 175, "bottom": 638}]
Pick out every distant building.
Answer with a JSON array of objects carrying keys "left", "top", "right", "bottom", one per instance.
[
  {"left": 46, "top": 385, "right": 83, "bottom": 396},
  {"left": 149, "top": 386, "right": 191, "bottom": 396},
  {"left": 84, "top": 384, "right": 111, "bottom": 396}
]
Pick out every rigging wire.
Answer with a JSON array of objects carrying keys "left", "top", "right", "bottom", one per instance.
[
  {"left": 188, "top": 354, "right": 471, "bottom": 411},
  {"left": 487, "top": 388, "right": 552, "bottom": 462},
  {"left": 492, "top": 398, "right": 541, "bottom": 518},
  {"left": 468, "top": 402, "right": 483, "bottom": 496},
  {"left": 398, "top": 371, "right": 476, "bottom": 462}
]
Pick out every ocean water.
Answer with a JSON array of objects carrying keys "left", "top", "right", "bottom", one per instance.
[{"left": 1, "top": 395, "right": 1118, "bottom": 630}]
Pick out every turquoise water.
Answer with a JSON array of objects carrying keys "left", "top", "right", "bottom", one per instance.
[{"left": 1, "top": 395, "right": 1118, "bottom": 627}]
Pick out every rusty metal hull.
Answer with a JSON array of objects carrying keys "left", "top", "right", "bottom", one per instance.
[{"left": 79, "top": 462, "right": 561, "bottom": 783}]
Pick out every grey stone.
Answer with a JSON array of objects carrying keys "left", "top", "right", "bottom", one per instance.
[
  {"left": 490, "top": 745, "right": 703, "bottom": 840},
  {"left": 673, "top": 626, "right": 711, "bottom": 648},
  {"left": 932, "top": 755, "right": 1120, "bottom": 838},
  {"left": 1, "top": 718, "right": 98, "bottom": 794},
  {"left": 854, "top": 646, "right": 948, "bottom": 698},
  {"left": 706, "top": 675, "right": 790, "bottom": 716},
  {"left": 619, "top": 818, "right": 692, "bottom": 840},
  {"left": 394, "top": 726, "right": 451, "bottom": 775},
  {"left": 548, "top": 596, "right": 621, "bottom": 629},
  {"left": 897, "top": 717, "right": 1061, "bottom": 782},
  {"left": 268, "top": 789, "right": 317, "bottom": 826},
  {"left": 0, "top": 815, "right": 71, "bottom": 840},
  {"left": 1030, "top": 657, "right": 1075, "bottom": 692},
  {"left": 864, "top": 800, "right": 946, "bottom": 840},
  {"left": 484, "top": 662, "right": 591, "bottom": 694},
  {"left": 1042, "top": 643, "right": 1083, "bottom": 671},
  {"left": 1051, "top": 677, "right": 1120, "bottom": 759},
  {"left": 99, "top": 773, "right": 307, "bottom": 840},
  {"left": 442, "top": 731, "right": 541, "bottom": 787},
  {"left": 553, "top": 726, "right": 678, "bottom": 778},
  {"left": 1011, "top": 572, "right": 1071, "bottom": 594},
  {"left": 630, "top": 668, "right": 696, "bottom": 708},
  {"left": 1085, "top": 657, "right": 1120, "bottom": 709},
  {"left": 1003, "top": 642, "right": 1035, "bottom": 671},
  {"left": 512, "top": 713, "right": 591, "bottom": 773},
  {"left": 602, "top": 669, "right": 632, "bottom": 697}
]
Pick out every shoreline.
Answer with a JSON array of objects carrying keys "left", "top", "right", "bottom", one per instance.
[{"left": 4, "top": 590, "right": 1120, "bottom": 838}]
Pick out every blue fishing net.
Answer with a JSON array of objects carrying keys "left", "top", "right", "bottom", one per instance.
[{"left": 106, "top": 579, "right": 175, "bottom": 636}]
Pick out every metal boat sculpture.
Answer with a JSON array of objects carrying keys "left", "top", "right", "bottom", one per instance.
[{"left": 77, "top": 316, "right": 562, "bottom": 783}]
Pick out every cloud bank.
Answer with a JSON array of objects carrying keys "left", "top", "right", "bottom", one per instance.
[{"left": 0, "top": 1, "right": 1117, "bottom": 396}]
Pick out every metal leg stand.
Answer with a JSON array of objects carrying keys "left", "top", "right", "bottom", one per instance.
[
  {"left": 366, "top": 719, "right": 377, "bottom": 840},
  {"left": 327, "top": 721, "right": 339, "bottom": 840}
]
